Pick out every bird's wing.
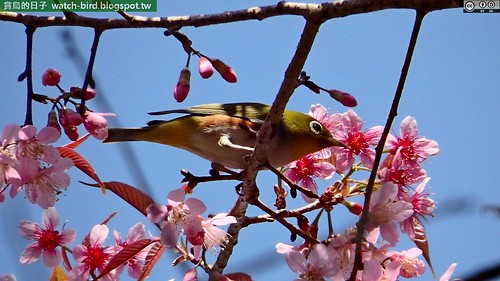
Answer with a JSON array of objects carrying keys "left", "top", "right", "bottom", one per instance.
[{"left": 148, "top": 102, "right": 271, "bottom": 124}]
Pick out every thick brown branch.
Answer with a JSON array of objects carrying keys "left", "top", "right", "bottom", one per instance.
[
  {"left": 0, "top": 0, "right": 461, "bottom": 30},
  {"left": 210, "top": 18, "right": 322, "bottom": 280}
]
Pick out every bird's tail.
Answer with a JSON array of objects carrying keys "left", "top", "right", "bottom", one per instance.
[{"left": 103, "top": 128, "right": 145, "bottom": 143}]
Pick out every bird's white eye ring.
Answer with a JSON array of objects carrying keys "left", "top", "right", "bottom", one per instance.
[{"left": 310, "top": 121, "right": 323, "bottom": 135}]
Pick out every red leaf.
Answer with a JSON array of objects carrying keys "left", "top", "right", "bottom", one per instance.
[
  {"left": 138, "top": 242, "right": 165, "bottom": 281},
  {"left": 413, "top": 218, "right": 436, "bottom": 277},
  {"left": 96, "top": 239, "right": 156, "bottom": 280},
  {"left": 103, "top": 181, "right": 156, "bottom": 217},
  {"left": 62, "top": 133, "right": 91, "bottom": 149},
  {"left": 58, "top": 146, "right": 106, "bottom": 194}
]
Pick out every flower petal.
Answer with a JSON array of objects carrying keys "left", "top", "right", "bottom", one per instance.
[
  {"left": 42, "top": 248, "right": 61, "bottom": 267},
  {"left": 42, "top": 207, "right": 60, "bottom": 229},
  {"left": 19, "top": 244, "right": 42, "bottom": 264},
  {"left": 89, "top": 224, "right": 109, "bottom": 246},
  {"left": 18, "top": 221, "right": 39, "bottom": 239}
]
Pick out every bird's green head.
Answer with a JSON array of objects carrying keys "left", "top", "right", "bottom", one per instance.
[{"left": 278, "top": 110, "right": 345, "bottom": 160}]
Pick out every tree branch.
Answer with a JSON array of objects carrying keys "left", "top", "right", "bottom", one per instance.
[
  {"left": 20, "top": 25, "right": 36, "bottom": 126},
  {"left": 0, "top": 0, "right": 461, "bottom": 30},
  {"left": 348, "top": 10, "right": 427, "bottom": 281},
  {"left": 79, "top": 29, "right": 102, "bottom": 113}
]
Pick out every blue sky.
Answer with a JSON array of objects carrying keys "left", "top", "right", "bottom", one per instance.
[{"left": 1, "top": 2, "right": 499, "bottom": 280}]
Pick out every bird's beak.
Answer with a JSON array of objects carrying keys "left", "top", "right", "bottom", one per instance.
[{"left": 328, "top": 136, "right": 348, "bottom": 148}]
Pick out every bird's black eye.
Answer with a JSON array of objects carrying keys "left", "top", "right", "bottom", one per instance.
[{"left": 309, "top": 121, "right": 323, "bottom": 135}]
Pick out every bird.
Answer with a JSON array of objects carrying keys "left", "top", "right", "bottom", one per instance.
[{"left": 104, "top": 102, "right": 345, "bottom": 169}]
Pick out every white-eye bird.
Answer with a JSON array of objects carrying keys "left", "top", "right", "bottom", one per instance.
[{"left": 104, "top": 102, "right": 344, "bottom": 169}]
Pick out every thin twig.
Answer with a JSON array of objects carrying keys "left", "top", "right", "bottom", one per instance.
[
  {"left": 348, "top": 10, "right": 427, "bottom": 281},
  {"left": 244, "top": 200, "right": 322, "bottom": 226},
  {"left": 79, "top": 29, "right": 102, "bottom": 113},
  {"left": 265, "top": 162, "right": 319, "bottom": 200},
  {"left": 252, "top": 199, "right": 319, "bottom": 244},
  {"left": 22, "top": 25, "right": 36, "bottom": 126}
]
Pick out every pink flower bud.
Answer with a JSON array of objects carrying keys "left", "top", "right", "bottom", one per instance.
[
  {"left": 47, "top": 110, "right": 61, "bottom": 135},
  {"left": 42, "top": 68, "right": 61, "bottom": 86},
  {"left": 343, "top": 201, "right": 363, "bottom": 215},
  {"left": 173, "top": 68, "right": 191, "bottom": 103},
  {"left": 58, "top": 108, "right": 83, "bottom": 127},
  {"left": 83, "top": 111, "right": 109, "bottom": 140},
  {"left": 198, "top": 56, "right": 214, "bottom": 79},
  {"left": 70, "top": 86, "right": 96, "bottom": 101},
  {"left": 211, "top": 59, "right": 237, "bottom": 83},
  {"left": 63, "top": 126, "right": 79, "bottom": 141},
  {"left": 328, "top": 89, "right": 358, "bottom": 107}
]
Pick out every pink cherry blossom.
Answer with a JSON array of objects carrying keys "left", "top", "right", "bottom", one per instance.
[
  {"left": 367, "top": 182, "right": 414, "bottom": 245},
  {"left": 277, "top": 243, "right": 338, "bottom": 280},
  {"left": 1, "top": 124, "right": 22, "bottom": 200},
  {"left": 17, "top": 157, "right": 73, "bottom": 209},
  {"left": 147, "top": 187, "right": 206, "bottom": 248},
  {"left": 362, "top": 258, "right": 401, "bottom": 281},
  {"left": 18, "top": 207, "right": 76, "bottom": 267},
  {"left": 113, "top": 223, "right": 150, "bottom": 279},
  {"left": 328, "top": 233, "right": 356, "bottom": 281},
  {"left": 387, "top": 248, "right": 426, "bottom": 278},
  {"left": 191, "top": 213, "right": 236, "bottom": 259},
  {"left": 285, "top": 151, "right": 336, "bottom": 203},
  {"left": 399, "top": 178, "right": 436, "bottom": 240},
  {"left": 379, "top": 153, "right": 427, "bottom": 187},
  {"left": 17, "top": 125, "right": 61, "bottom": 164},
  {"left": 70, "top": 224, "right": 117, "bottom": 281},
  {"left": 387, "top": 116, "right": 439, "bottom": 167},
  {"left": 201, "top": 213, "right": 236, "bottom": 250},
  {"left": 330, "top": 110, "right": 383, "bottom": 172},
  {"left": 83, "top": 111, "right": 113, "bottom": 140},
  {"left": 0, "top": 150, "right": 22, "bottom": 201}
]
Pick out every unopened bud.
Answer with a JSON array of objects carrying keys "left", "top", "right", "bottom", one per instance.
[
  {"left": 173, "top": 68, "right": 191, "bottom": 102},
  {"left": 198, "top": 56, "right": 214, "bottom": 79},
  {"left": 328, "top": 89, "right": 358, "bottom": 107},
  {"left": 47, "top": 110, "right": 61, "bottom": 135},
  {"left": 63, "top": 125, "right": 79, "bottom": 141},
  {"left": 343, "top": 201, "right": 363, "bottom": 215},
  {"left": 41, "top": 68, "right": 61, "bottom": 86},
  {"left": 59, "top": 108, "right": 83, "bottom": 127},
  {"left": 211, "top": 59, "right": 237, "bottom": 83},
  {"left": 70, "top": 86, "right": 96, "bottom": 101}
]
